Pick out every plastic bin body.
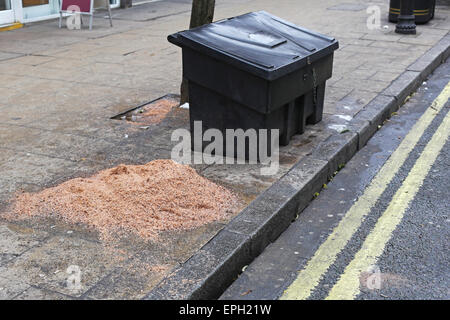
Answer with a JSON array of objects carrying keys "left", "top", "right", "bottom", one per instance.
[
  {"left": 389, "top": 0, "right": 436, "bottom": 24},
  {"left": 168, "top": 11, "right": 339, "bottom": 157}
]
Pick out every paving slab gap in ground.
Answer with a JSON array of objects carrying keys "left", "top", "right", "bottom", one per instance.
[{"left": 0, "top": 0, "right": 449, "bottom": 299}]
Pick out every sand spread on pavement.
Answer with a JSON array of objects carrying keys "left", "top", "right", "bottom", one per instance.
[
  {"left": 124, "top": 96, "right": 179, "bottom": 125},
  {"left": 6, "top": 160, "right": 238, "bottom": 241}
]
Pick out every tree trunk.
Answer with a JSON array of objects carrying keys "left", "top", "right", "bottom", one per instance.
[
  {"left": 180, "top": 0, "right": 215, "bottom": 104},
  {"left": 189, "top": 0, "right": 215, "bottom": 29}
]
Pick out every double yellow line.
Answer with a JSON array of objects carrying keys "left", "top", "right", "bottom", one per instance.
[{"left": 281, "top": 82, "right": 450, "bottom": 300}]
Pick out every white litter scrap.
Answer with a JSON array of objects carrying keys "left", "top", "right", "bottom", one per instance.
[
  {"left": 328, "top": 124, "right": 348, "bottom": 132},
  {"left": 180, "top": 103, "right": 190, "bottom": 109},
  {"left": 336, "top": 115, "right": 352, "bottom": 121}
]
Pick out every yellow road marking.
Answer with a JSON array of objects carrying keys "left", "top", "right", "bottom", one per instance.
[
  {"left": 281, "top": 82, "right": 450, "bottom": 300},
  {"left": 390, "top": 8, "right": 429, "bottom": 12},
  {"left": 0, "top": 22, "right": 23, "bottom": 32},
  {"left": 326, "top": 110, "right": 450, "bottom": 300}
]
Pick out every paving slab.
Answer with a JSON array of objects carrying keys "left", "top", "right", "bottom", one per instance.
[
  {"left": 0, "top": 235, "right": 120, "bottom": 297},
  {"left": 12, "top": 286, "right": 72, "bottom": 300},
  {"left": 0, "top": 223, "right": 49, "bottom": 266}
]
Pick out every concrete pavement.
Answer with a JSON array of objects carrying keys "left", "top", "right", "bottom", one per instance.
[{"left": 0, "top": 0, "right": 449, "bottom": 299}]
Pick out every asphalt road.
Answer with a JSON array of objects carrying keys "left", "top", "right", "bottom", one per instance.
[{"left": 221, "top": 60, "right": 450, "bottom": 300}]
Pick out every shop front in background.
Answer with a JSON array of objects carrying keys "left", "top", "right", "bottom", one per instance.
[
  {"left": 0, "top": 0, "right": 119, "bottom": 26},
  {"left": 22, "top": 0, "right": 59, "bottom": 20},
  {"left": 0, "top": 0, "right": 15, "bottom": 25}
]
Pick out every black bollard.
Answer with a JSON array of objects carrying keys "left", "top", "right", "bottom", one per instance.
[{"left": 395, "top": 0, "right": 417, "bottom": 34}]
